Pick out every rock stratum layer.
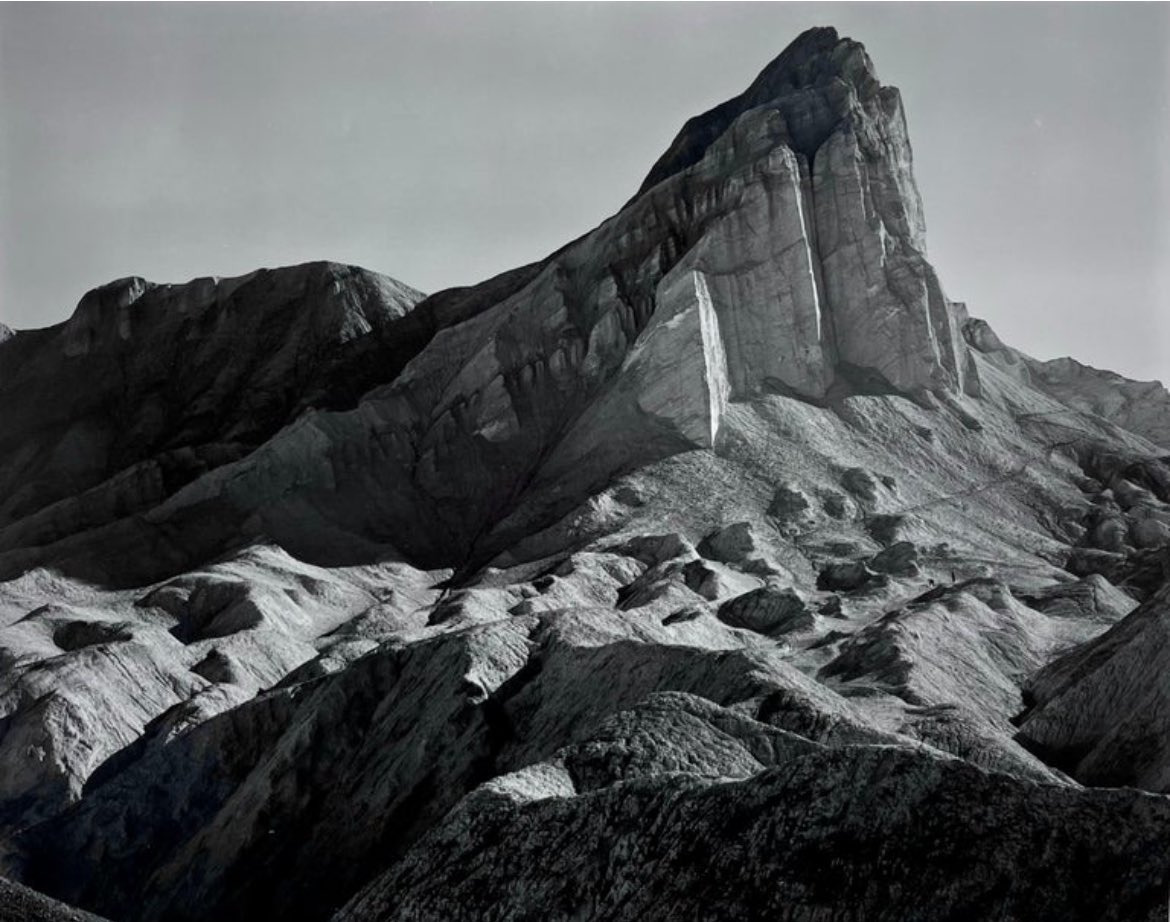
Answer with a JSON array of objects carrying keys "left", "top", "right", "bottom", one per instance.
[{"left": 2, "top": 25, "right": 1170, "bottom": 922}]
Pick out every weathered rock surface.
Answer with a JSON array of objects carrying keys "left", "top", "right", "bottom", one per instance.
[
  {"left": 869, "top": 539, "right": 920, "bottom": 576},
  {"left": 718, "top": 586, "right": 815, "bottom": 635},
  {"left": 1017, "top": 573, "right": 1136, "bottom": 623},
  {"left": 639, "top": 26, "right": 975, "bottom": 399},
  {"left": 822, "top": 580, "right": 1055, "bottom": 718},
  {"left": 18, "top": 607, "right": 896, "bottom": 922},
  {"left": 963, "top": 315, "right": 1170, "bottom": 447},
  {"left": 337, "top": 736, "right": 1170, "bottom": 922},
  {"left": 1, "top": 23, "right": 1170, "bottom": 922},
  {"left": 0, "top": 546, "right": 438, "bottom": 830},
  {"left": 0, "top": 262, "right": 426, "bottom": 585},
  {"left": 0, "top": 878, "right": 108, "bottom": 922},
  {"left": 1, "top": 23, "right": 987, "bottom": 592},
  {"left": 1016, "top": 583, "right": 1170, "bottom": 791},
  {"left": 816, "top": 559, "right": 887, "bottom": 592}
]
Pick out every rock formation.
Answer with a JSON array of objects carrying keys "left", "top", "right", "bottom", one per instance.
[
  {"left": 0, "top": 262, "right": 424, "bottom": 583},
  {"left": 0, "top": 878, "right": 107, "bottom": 922},
  {"left": 962, "top": 312, "right": 1170, "bottom": 448},
  {"left": 1, "top": 24, "right": 1170, "bottom": 922},
  {"left": 0, "top": 26, "right": 985, "bottom": 590},
  {"left": 1015, "top": 579, "right": 1170, "bottom": 791}
]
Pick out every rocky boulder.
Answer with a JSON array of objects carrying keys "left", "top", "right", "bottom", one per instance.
[
  {"left": 680, "top": 560, "right": 730, "bottom": 602},
  {"left": 717, "top": 587, "right": 815, "bottom": 635},
  {"left": 767, "top": 483, "right": 818, "bottom": 535},
  {"left": 868, "top": 541, "right": 920, "bottom": 577},
  {"left": 697, "top": 522, "right": 760, "bottom": 565},
  {"left": 1131, "top": 518, "right": 1170, "bottom": 549},
  {"left": 816, "top": 561, "right": 888, "bottom": 592},
  {"left": 841, "top": 467, "right": 881, "bottom": 503}
]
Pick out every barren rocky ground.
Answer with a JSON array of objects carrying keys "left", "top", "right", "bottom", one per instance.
[{"left": 1, "top": 26, "right": 1169, "bottom": 922}]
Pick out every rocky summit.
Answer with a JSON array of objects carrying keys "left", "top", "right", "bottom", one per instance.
[{"left": 1, "top": 25, "right": 1169, "bottom": 922}]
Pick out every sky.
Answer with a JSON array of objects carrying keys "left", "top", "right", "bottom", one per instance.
[{"left": 1, "top": 3, "right": 1168, "bottom": 383}]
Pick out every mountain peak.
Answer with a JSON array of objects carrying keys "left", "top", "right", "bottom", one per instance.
[
  {"left": 637, "top": 27, "right": 878, "bottom": 195},
  {"left": 0, "top": 27, "right": 976, "bottom": 583},
  {"left": 634, "top": 26, "right": 967, "bottom": 403},
  {"left": 747, "top": 26, "right": 875, "bottom": 98}
]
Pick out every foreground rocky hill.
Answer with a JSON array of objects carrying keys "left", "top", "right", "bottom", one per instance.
[
  {"left": 0, "top": 878, "right": 105, "bottom": 922},
  {"left": 1, "top": 26, "right": 1169, "bottom": 922}
]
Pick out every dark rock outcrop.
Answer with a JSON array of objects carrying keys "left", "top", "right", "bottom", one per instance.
[
  {"left": 869, "top": 540, "right": 920, "bottom": 576},
  {"left": 337, "top": 733, "right": 1170, "bottom": 922},
  {"left": 816, "top": 560, "right": 887, "bottom": 592},
  {"left": 0, "top": 263, "right": 424, "bottom": 583},
  {"left": 718, "top": 586, "right": 814, "bottom": 635},
  {"left": 1016, "top": 583, "right": 1170, "bottom": 791}
]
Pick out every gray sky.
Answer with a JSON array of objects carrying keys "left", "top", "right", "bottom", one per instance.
[{"left": 2, "top": 3, "right": 1168, "bottom": 383}]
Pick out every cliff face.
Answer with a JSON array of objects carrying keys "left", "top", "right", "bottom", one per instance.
[
  {"left": 3, "top": 25, "right": 1170, "bottom": 922},
  {"left": 640, "top": 26, "right": 974, "bottom": 399}
]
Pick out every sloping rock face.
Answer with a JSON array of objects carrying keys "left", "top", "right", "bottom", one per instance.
[
  {"left": 1030, "top": 358, "right": 1170, "bottom": 448},
  {"left": 0, "top": 546, "right": 434, "bottom": 831},
  {"left": 4, "top": 24, "right": 1170, "bottom": 922},
  {"left": 22, "top": 609, "right": 895, "bottom": 922},
  {"left": 0, "top": 262, "right": 424, "bottom": 582},
  {"left": 962, "top": 314, "right": 1170, "bottom": 448},
  {"left": 1015, "top": 581, "right": 1170, "bottom": 791},
  {"left": 0, "top": 877, "right": 108, "bottom": 922},
  {"left": 338, "top": 738, "right": 1170, "bottom": 922}
]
